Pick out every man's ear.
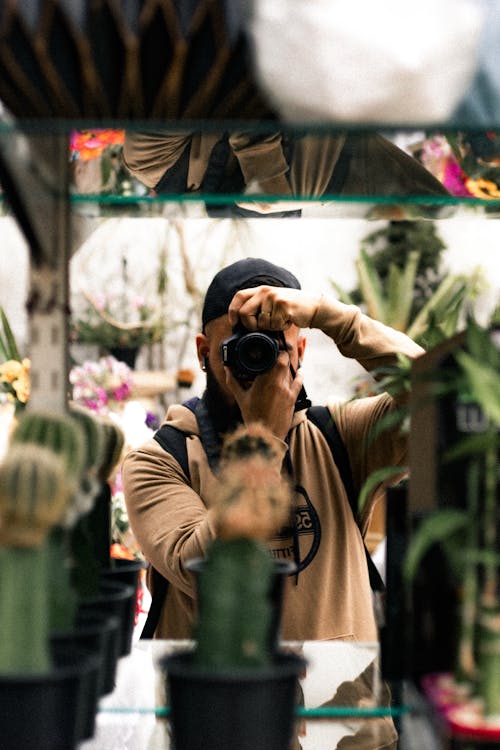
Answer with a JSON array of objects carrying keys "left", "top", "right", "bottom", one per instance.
[{"left": 196, "top": 333, "right": 210, "bottom": 371}]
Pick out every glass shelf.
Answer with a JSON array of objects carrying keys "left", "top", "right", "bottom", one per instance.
[
  {"left": 2, "top": 115, "right": 500, "bottom": 227},
  {"left": 79, "top": 639, "right": 411, "bottom": 750}
]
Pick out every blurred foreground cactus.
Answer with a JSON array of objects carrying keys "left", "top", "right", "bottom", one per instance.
[
  {"left": 69, "top": 412, "right": 125, "bottom": 597},
  {"left": 10, "top": 410, "right": 89, "bottom": 630},
  {"left": 193, "top": 424, "right": 291, "bottom": 669},
  {"left": 0, "top": 405, "right": 127, "bottom": 670},
  {"left": 0, "top": 444, "right": 73, "bottom": 674},
  {"left": 11, "top": 410, "right": 86, "bottom": 491}
]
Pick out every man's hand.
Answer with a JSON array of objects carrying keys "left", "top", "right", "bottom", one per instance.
[
  {"left": 225, "top": 352, "right": 304, "bottom": 441},
  {"left": 228, "top": 285, "right": 321, "bottom": 332}
]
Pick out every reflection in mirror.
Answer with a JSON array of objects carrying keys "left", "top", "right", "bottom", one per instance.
[{"left": 68, "top": 127, "right": 500, "bottom": 220}]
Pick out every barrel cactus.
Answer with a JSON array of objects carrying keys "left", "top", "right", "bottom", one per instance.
[
  {"left": 11, "top": 410, "right": 86, "bottom": 487},
  {"left": 70, "top": 415, "right": 125, "bottom": 598},
  {"left": 193, "top": 423, "right": 291, "bottom": 669},
  {"left": 0, "top": 444, "right": 73, "bottom": 674},
  {"left": 0, "top": 443, "right": 72, "bottom": 549},
  {"left": 69, "top": 403, "right": 105, "bottom": 481},
  {"left": 94, "top": 415, "right": 125, "bottom": 482}
]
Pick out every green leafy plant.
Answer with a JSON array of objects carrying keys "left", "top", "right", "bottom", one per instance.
[
  {"left": 332, "top": 221, "right": 484, "bottom": 349},
  {"left": 332, "top": 246, "right": 482, "bottom": 349},
  {"left": 71, "top": 292, "right": 164, "bottom": 350},
  {"left": 403, "top": 319, "right": 500, "bottom": 716}
]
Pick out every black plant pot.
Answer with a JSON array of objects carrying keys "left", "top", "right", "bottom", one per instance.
[
  {"left": 107, "top": 345, "right": 139, "bottom": 369},
  {"left": 100, "top": 557, "right": 146, "bottom": 595},
  {"left": 51, "top": 640, "right": 103, "bottom": 742},
  {"left": 52, "top": 609, "right": 121, "bottom": 702},
  {"left": 100, "top": 557, "right": 147, "bottom": 648},
  {"left": 163, "top": 650, "right": 305, "bottom": 750},
  {"left": 186, "top": 557, "right": 296, "bottom": 653},
  {"left": 0, "top": 644, "right": 101, "bottom": 750},
  {"left": 79, "top": 579, "right": 136, "bottom": 658},
  {"left": 74, "top": 610, "right": 121, "bottom": 696}
]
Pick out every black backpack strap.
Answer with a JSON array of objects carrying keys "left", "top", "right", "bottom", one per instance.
[
  {"left": 141, "top": 410, "right": 197, "bottom": 639},
  {"left": 153, "top": 424, "right": 190, "bottom": 480},
  {"left": 307, "top": 405, "right": 385, "bottom": 593},
  {"left": 140, "top": 567, "right": 169, "bottom": 639}
]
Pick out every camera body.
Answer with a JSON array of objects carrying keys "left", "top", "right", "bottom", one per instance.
[{"left": 221, "top": 323, "right": 281, "bottom": 380}]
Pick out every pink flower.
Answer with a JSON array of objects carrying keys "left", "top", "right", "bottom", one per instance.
[
  {"left": 112, "top": 383, "right": 131, "bottom": 402},
  {"left": 443, "top": 160, "right": 472, "bottom": 197},
  {"left": 96, "top": 387, "right": 109, "bottom": 405}
]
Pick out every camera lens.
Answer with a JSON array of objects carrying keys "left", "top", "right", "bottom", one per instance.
[
  {"left": 237, "top": 333, "right": 278, "bottom": 376},
  {"left": 221, "top": 325, "right": 282, "bottom": 380}
]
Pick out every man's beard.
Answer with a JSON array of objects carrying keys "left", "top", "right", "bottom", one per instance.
[{"left": 203, "top": 361, "right": 243, "bottom": 438}]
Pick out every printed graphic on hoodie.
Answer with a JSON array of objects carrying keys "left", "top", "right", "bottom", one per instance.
[{"left": 269, "top": 485, "right": 321, "bottom": 573}]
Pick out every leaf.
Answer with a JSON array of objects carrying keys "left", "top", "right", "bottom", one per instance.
[
  {"left": 0, "top": 306, "right": 20, "bottom": 361},
  {"left": 465, "top": 317, "right": 500, "bottom": 371},
  {"left": 465, "top": 549, "right": 500, "bottom": 567},
  {"left": 456, "top": 351, "right": 500, "bottom": 426},
  {"left": 386, "top": 250, "right": 419, "bottom": 331},
  {"left": 330, "top": 280, "right": 355, "bottom": 305},
  {"left": 403, "top": 509, "right": 469, "bottom": 584},
  {"left": 356, "top": 248, "right": 386, "bottom": 322},
  {"left": 0, "top": 331, "right": 8, "bottom": 361},
  {"left": 366, "top": 407, "right": 409, "bottom": 444},
  {"left": 443, "top": 432, "right": 500, "bottom": 463},
  {"left": 407, "top": 274, "right": 469, "bottom": 341},
  {"left": 357, "top": 465, "right": 405, "bottom": 515}
]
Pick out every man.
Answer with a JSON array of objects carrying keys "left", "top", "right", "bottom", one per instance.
[{"left": 122, "top": 256, "right": 424, "bottom": 644}]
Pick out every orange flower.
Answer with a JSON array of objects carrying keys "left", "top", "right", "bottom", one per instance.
[{"left": 70, "top": 129, "right": 125, "bottom": 161}]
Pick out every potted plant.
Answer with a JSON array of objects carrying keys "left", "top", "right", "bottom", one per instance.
[
  {"left": 330, "top": 223, "right": 483, "bottom": 349},
  {"left": 0, "top": 439, "right": 101, "bottom": 750},
  {"left": 161, "top": 423, "right": 305, "bottom": 750},
  {"left": 10, "top": 407, "right": 135, "bottom": 701},
  {"left": 404, "top": 318, "right": 500, "bottom": 730},
  {"left": 82, "top": 412, "right": 145, "bottom": 659},
  {"left": 70, "top": 287, "right": 164, "bottom": 368}
]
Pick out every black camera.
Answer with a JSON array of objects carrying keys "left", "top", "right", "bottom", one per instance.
[{"left": 221, "top": 323, "right": 282, "bottom": 380}]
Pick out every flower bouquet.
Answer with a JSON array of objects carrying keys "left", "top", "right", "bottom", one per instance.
[{"left": 69, "top": 357, "right": 132, "bottom": 414}]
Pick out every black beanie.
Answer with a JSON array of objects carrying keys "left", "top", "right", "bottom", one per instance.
[{"left": 202, "top": 257, "right": 301, "bottom": 329}]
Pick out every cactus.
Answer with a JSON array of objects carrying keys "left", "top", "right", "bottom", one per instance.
[
  {"left": 70, "top": 415, "right": 125, "bottom": 598},
  {"left": 193, "top": 424, "right": 291, "bottom": 669},
  {"left": 9, "top": 409, "right": 105, "bottom": 629},
  {"left": 0, "top": 444, "right": 73, "bottom": 674},
  {"left": 69, "top": 403, "right": 105, "bottom": 481},
  {"left": 94, "top": 415, "right": 125, "bottom": 483},
  {"left": 11, "top": 410, "right": 86, "bottom": 487}
]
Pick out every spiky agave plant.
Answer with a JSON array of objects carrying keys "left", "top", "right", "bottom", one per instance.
[
  {"left": 193, "top": 423, "right": 292, "bottom": 669},
  {"left": 404, "top": 319, "right": 500, "bottom": 716},
  {"left": 0, "top": 444, "right": 73, "bottom": 674}
]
